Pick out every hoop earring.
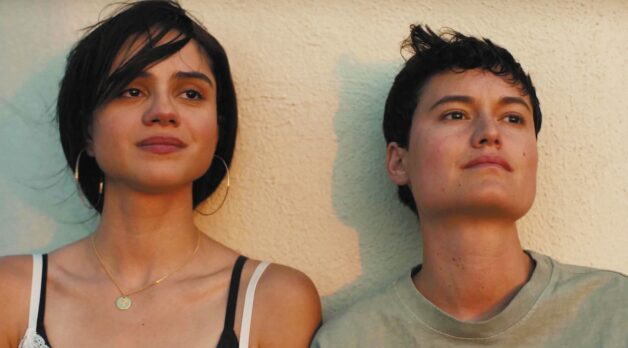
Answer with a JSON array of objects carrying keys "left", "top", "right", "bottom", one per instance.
[
  {"left": 196, "top": 155, "right": 230, "bottom": 216},
  {"left": 74, "top": 149, "right": 104, "bottom": 209}
]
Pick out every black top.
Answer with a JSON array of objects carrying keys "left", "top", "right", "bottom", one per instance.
[
  {"left": 36, "top": 254, "right": 248, "bottom": 348},
  {"left": 217, "top": 255, "right": 247, "bottom": 347}
]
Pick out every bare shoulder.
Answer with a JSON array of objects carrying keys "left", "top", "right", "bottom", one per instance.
[
  {"left": 255, "top": 263, "right": 321, "bottom": 308},
  {"left": 252, "top": 262, "right": 321, "bottom": 348},
  {"left": 0, "top": 255, "right": 34, "bottom": 347},
  {"left": 0, "top": 254, "right": 33, "bottom": 300}
]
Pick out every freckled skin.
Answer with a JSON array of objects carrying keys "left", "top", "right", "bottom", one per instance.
[
  {"left": 386, "top": 68, "right": 539, "bottom": 321},
  {"left": 403, "top": 69, "right": 538, "bottom": 221}
]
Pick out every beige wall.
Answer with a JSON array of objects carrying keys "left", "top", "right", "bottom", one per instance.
[{"left": 0, "top": 0, "right": 626, "bottom": 319}]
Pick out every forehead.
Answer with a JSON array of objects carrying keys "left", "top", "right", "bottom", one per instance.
[
  {"left": 417, "top": 69, "right": 531, "bottom": 111},
  {"left": 111, "top": 30, "right": 211, "bottom": 74}
]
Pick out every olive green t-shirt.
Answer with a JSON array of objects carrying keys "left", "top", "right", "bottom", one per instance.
[{"left": 312, "top": 251, "right": 627, "bottom": 347}]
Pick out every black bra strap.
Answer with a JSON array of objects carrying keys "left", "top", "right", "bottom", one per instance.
[
  {"left": 37, "top": 254, "right": 51, "bottom": 344},
  {"left": 222, "top": 255, "right": 247, "bottom": 333}
]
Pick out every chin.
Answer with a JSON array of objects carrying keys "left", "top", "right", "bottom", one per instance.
[
  {"left": 131, "top": 172, "right": 201, "bottom": 194},
  {"left": 144, "top": 165, "right": 206, "bottom": 181},
  {"left": 471, "top": 194, "right": 534, "bottom": 220},
  {"left": 449, "top": 189, "right": 534, "bottom": 220},
  {"left": 468, "top": 203, "right": 529, "bottom": 220}
]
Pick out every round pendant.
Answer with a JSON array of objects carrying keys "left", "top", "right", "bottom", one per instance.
[{"left": 115, "top": 296, "right": 132, "bottom": 310}]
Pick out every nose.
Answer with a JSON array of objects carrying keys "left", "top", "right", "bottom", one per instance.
[
  {"left": 471, "top": 115, "right": 501, "bottom": 148},
  {"left": 142, "top": 95, "right": 179, "bottom": 127}
]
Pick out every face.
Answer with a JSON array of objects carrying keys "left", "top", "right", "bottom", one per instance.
[
  {"left": 387, "top": 69, "right": 538, "bottom": 221},
  {"left": 88, "top": 38, "right": 218, "bottom": 194}
]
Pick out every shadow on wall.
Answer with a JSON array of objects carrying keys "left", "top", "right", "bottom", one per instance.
[
  {"left": 325, "top": 55, "right": 422, "bottom": 319},
  {"left": 0, "top": 54, "right": 96, "bottom": 256}
]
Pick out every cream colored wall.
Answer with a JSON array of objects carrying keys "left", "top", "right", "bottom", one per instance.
[{"left": 0, "top": 0, "right": 626, "bottom": 319}]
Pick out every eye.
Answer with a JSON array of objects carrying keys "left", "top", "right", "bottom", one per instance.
[
  {"left": 505, "top": 114, "right": 524, "bottom": 124},
  {"left": 182, "top": 89, "right": 203, "bottom": 100},
  {"left": 443, "top": 111, "right": 466, "bottom": 120},
  {"left": 119, "top": 88, "right": 142, "bottom": 98}
]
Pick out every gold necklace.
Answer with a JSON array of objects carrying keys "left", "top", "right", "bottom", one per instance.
[{"left": 90, "top": 231, "right": 201, "bottom": 311}]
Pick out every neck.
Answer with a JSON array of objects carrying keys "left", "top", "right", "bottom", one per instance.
[
  {"left": 91, "top": 182, "right": 201, "bottom": 284},
  {"left": 414, "top": 216, "right": 533, "bottom": 321}
]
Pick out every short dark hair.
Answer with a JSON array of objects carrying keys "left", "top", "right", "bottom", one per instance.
[
  {"left": 383, "top": 24, "right": 542, "bottom": 214},
  {"left": 57, "top": 0, "right": 237, "bottom": 212}
]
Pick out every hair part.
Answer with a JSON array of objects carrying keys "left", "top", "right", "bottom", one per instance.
[
  {"left": 383, "top": 24, "right": 542, "bottom": 215},
  {"left": 58, "top": 0, "right": 237, "bottom": 212}
]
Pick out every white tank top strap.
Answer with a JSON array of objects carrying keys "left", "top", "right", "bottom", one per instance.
[
  {"left": 19, "top": 254, "right": 48, "bottom": 348},
  {"left": 28, "top": 254, "right": 43, "bottom": 329},
  {"left": 238, "top": 260, "right": 270, "bottom": 348}
]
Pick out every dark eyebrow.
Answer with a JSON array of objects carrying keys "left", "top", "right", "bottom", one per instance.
[
  {"left": 131, "top": 71, "right": 214, "bottom": 88},
  {"left": 428, "top": 95, "right": 474, "bottom": 111},
  {"left": 428, "top": 95, "right": 532, "bottom": 112},
  {"left": 174, "top": 71, "right": 214, "bottom": 87},
  {"left": 498, "top": 96, "right": 531, "bottom": 111}
]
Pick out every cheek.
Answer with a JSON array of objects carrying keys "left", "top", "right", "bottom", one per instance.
[
  {"left": 92, "top": 120, "right": 127, "bottom": 150},
  {"left": 89, "top": 116, "right": 133, "bottom": 170},
  {"left": 188, "top": 106, "right": 218, "bottom": 138},
  {"left": 408, "top": 129, "right": 454, "bottom": 193},
  {"left": 193, "top": 120, "right": 219, "bottom": 177},
  {"left": 520, "top": 141, "right": 539, "bottom": 179},
  {"left": 196, "top": 117, "right": 219, "bottom": 148},
  {"left": 188, "top": 114, "right": 219, "bottom": 171},
  {"left": 517, "top": 140, "right": 539, "bottom": 210}
]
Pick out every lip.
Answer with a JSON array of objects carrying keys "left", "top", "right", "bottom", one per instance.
[
  {"left": 136, "top": 136, "right": 187, "bottom": 154},
  {"left": 462, "top": 155, "right": 512, "bottom": 172}
]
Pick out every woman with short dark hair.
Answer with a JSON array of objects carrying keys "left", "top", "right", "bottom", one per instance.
[
  {"left": 0, "top": 2, "right": 320, "bottom": 347},
  {"left": 313, "top": 24, "right": 626, "bottom": 347}
]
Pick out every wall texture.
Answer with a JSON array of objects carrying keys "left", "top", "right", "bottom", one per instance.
[{"left": 0, "top": 0, "right": 626, "bottom": 319}]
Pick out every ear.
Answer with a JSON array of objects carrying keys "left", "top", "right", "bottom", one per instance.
[{"left": 386, "top": 142, "right": 409, "bottom": 186}]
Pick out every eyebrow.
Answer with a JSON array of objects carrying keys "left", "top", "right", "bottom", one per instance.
[
  {"left": 135, "top": 71, "right": 214, "bottom": 87},
  {"left": 174, "top": 71, "right": 214, "bottom": 87},
  {"left": 498, "top": 96, "right": 531, "bottom": 111},
  {"left": 428, "top": 95, "right": 531, "bottom": 111},
  {"left": 428, "top": 95, "right": 473, "bottom": 111}
]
